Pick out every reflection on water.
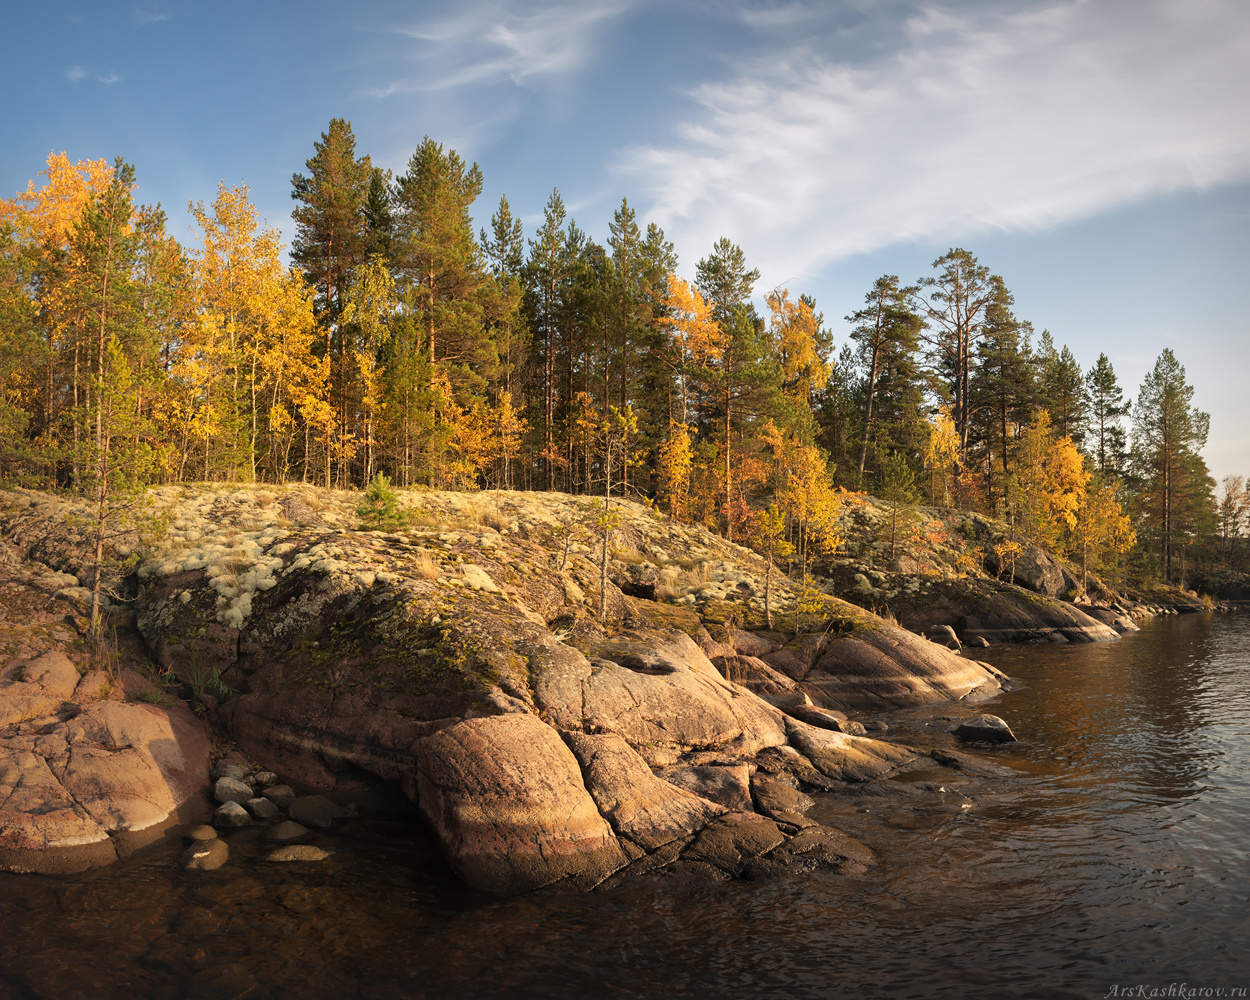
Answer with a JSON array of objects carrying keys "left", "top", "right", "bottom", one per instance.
[{"left": 1, "top": 611, "right": 1247, "bottom": 999}]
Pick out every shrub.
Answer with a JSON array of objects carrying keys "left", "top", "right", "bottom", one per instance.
[{"left": 357, "top": 473, "right": 407, "bottom": 531}]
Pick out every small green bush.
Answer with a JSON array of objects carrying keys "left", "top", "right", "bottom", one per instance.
[{"left": 357, "top": 473, "right": 407, "bottom": 531}]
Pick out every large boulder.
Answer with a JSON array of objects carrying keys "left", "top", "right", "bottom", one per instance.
[{"left": 415, "top": 712, "right": 628, "bottom": 893}]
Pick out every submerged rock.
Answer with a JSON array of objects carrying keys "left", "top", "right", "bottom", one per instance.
[
  {"left": 181, "top": 838, "right": 229, "bottom": 871},
  {"left": 266, "top": 844, "right": 331, "bottom": 862},
  {"left": 954, "top": 714, "right": 1018, "bottom": 743}
]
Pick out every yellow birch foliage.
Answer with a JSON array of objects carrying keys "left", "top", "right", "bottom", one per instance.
[
  {"left": 1069, "top": 477, "right": 1135, "bottom": 585},
  {"left": 1008, "top": 410, "right": 1090, "bottom": 551},
  {"left": 766, "top": 287, "right": 829, "bottom": 409},
  {"left": 658, "top": 421, "right": 693, "bottom": 519},
  {"left": 923, "top": 405, "right": 961, "bottom": 505},
  {"left": 660, "top": 273, "right": 722, "bottom": 424}
]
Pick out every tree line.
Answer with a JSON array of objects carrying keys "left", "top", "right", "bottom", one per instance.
[{"left": 0, "top": 120, "right": 1242, "bottom": 594}]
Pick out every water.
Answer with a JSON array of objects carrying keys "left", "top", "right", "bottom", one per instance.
[{"left": 1, "top": 611, "right": 1247, "bottom": 1000}]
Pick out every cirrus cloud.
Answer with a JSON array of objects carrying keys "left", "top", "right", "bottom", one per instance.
[{"left": 629, "top": 0, "right": 1250, "bottom": 284}]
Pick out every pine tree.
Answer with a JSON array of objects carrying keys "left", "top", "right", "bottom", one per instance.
[
  {"left": 1084, "top": 352, "right": 1130, "bottom": 476},
  {"left": 846, "top": 275, "right": 923, "bottom": 481},
  {"left": 1036, "top": 332, "right": 1085, "bottom": 447},
  {"left": 290, "top": 118, "right": 371, "bottom": 326},
  {"left": 1131, "top": 349, "right": 1212, "bottom": 582}
]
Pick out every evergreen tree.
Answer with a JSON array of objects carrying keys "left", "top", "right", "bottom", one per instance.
[
  {"left": 1084, "top": 352, "right": 1130, "bottom": 476},
  {"left": 290, "top": 118, "right": 371, "bottom": 326},
  {"left": 912, "top": 249, "right": 1000, "bottom": 465},
  {"left": 972, "top": 284, "right": 1035, "bottom": 510},
  {"left": 846, "top": 275, "right": 923, "bottom": 481},
  {"left": 1036, "top": 331, "right": 1085, "bottom": 447},
  {"left": 1131, "top": 349, "right": 1213, "bottom": 581}
]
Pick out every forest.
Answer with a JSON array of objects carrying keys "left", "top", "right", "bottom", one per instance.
[{"left": 1, "top": 119, "right": 1246, "bottom": 597}]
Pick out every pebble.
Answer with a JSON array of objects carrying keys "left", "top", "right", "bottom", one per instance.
[
  {"left": 265, "top": 845, "right": 331, "bottom": 863},
  {"left": 252, "top": 771, "right": 279, "bottom": 788},
  {"left": 181, "top": 838, "right": 229, "bottom": 871},
  {"left": 245, "top": 797, "right": 279, "bottom": 821},
  {"left": 262, "top": 784, "right": 296, "bottom": 809},
  {"left": 214, "top": 801, "right": 252, "bottom": 828},
  {"left": 266, "top": 820, "right": 310, "bottom": 843},
  {"left": 184, "top": 824, "right": 218, "bottom": 842},
  {"left": 213, "top": 776, "right": 253, "bottom": 805}
]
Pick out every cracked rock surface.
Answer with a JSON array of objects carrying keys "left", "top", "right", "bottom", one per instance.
[{"left": 1, "top": 485, "right": 1017, "bottom": 889}]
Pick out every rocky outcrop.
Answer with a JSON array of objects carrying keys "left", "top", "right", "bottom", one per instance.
[
  {"left": 0, "top": 485, "right": 1008, "bottom": 888},
  {"left": 821, "top": 494, "right": 1130, "bottom": 643}
]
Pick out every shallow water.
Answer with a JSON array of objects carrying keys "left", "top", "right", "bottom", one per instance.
[{"left": 1, "top": 611, "right": 1248, "bottom": 1000}]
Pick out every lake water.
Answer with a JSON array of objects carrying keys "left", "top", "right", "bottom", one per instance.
[{"left": 1, "top": 610, "right": 1247, "bottom": 1000}]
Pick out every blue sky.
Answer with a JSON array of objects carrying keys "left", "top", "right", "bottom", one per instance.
[{"left": 4, "top": 0, "right": 1248, "bottom": 482}]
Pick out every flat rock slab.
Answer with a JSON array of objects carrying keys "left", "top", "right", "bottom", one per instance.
[
  {"left": 181, "top": 838, "right": 229, "bottom": 871},
  {"left": 0, "top": 699, "right": 211, "bottom": 874},
  {"left": 954, "top": 714, "right": 1017, "bottom": 743},
  {"left": 682, "top": 812, "right": 785, "bottom": 874},
  {"left": 657, "top": 764, "right": 753, "bottom": 813},
  {"left": 750, "top": 775, "right": 814, "bottom": 818},
  {"left": 288, "top": 795, "right": 354, "bottom": 829},
  {"left": 416, "top": 712, "right": 627, "bottom": 894},
  {"left": 784, "top": 718, "right": 917, "bottom": 781},
  {"left": 563, "top": 732, "right": 723, "bottom": 851},
  {"left": 773, "top": 825, "right": 876, "bottom": 867}
]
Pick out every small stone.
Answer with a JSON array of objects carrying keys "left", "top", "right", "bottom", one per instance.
[
  {"left": 262, "top": 784, "right": 296, "bottom": 809},
  {"left": 213, "top": 776, "right": 253, "bottom": 805},
  {"left": 181, "top": 838, "right": 229, "bottom": 871},
  {"left": 863, "top": 720, "right": 889, "bottom": 732},
  {"left": 265, "top": 845, "right": 331, "bottom": 862},
  {"left": 214, "top": 801, "right": 252, "bottom": 828},
  {"left": 211, "top": 761, "right": 247, "bottom": 782},
  {"left": 266, "top": 820, "right": 309, "bottom": 843},
  {"left": 288, "top": 795, "right": 354, "bottom": 829},
  {"left": 954, "top": 714, "right": 1017, "bottom": 743},
  {"left": 252, "top": 771, "right": 279, "bottom": 788},
  {"left": 184, "top": 824, "right": 218, "bottom": 842},
  {"left": 245, "top": 797, "right": 279, "bottom": 821}
]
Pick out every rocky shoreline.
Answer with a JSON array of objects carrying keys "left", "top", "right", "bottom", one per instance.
[{"left": 0, "top": 485, "right": 1215, "bottom": 891}]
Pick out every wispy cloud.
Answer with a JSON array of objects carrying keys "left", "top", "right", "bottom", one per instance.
[
  {"left": 65, "top": 65, "right": 87, "bottom": 82},
  {"left": 133, "top": 7, "right": 170, "bottom": 28},
  {"left": 98, "top": 71, "right": 122, "bottom": 85},
  {"left": 630, "top": 0, "right": 1250, "bottom": 283},
  {"left": 371, "top": 0, "right": 631, "bottom": 97}
]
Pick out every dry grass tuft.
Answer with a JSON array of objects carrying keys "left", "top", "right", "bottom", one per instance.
[
  {"left": 414, "top": 551, "right": 441, "bottom": 580},
  {"left": 471, "top": 499, "right": 509, "bottom": 532}
]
